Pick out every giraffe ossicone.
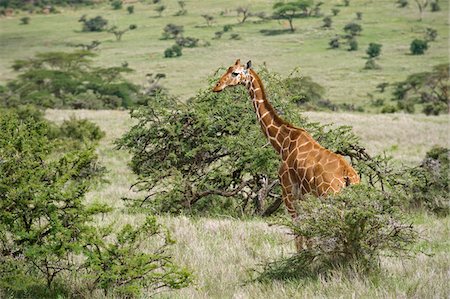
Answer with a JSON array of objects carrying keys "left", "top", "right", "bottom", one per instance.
[{"left": 213, "top": 60, "right": 360, "bottom": 250}]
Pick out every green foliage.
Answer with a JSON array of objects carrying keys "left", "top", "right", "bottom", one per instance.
[
  {"left": 2, "top": 51, "right": 140, "bottom": 109},
  {"left": 396, "top": 0, "right": 408, "bottom": 7},
  {"left": 348, "top": 38, "right": 358, "bottom": 51},
  {"left": 176, "top": 36, "right": 199, "bottom": 48},
  {"left": 79, "top": 15, "right": 108, "bottom": 32},
  {"left": 20, "top": 16, "right": 30, "bottom": 24},
  {"left": 392, "top": 64, "right": 448, "bottom": 115},
  {"left": 366, "top": 43, "right": 382, "bottom": 58},
  {"left": 164, "top": 44, "right": 183, "bottom": 58},
  {"left": 364, "top": 58, "right": 381, "bottom": 70},
  {"left": 425, "top": 27, "right": 437, "bottom": 41},
  {"left": 83, "top": 216, "right": 192, "bottom": 297},
  {"left": 111, "top": 0, "right": 122, "bottom": 10},
  {"left": 108, "top": 24, "right": 137, "bottom": 41},
  {"left": 410, "top": 39, "right": 428, "bottom": 55},
  {"left": 0, "top": 0, "right": 93, "bottom": 9},
  {"left": 116, "top": 68, "right": 369, "bottom": 216},
  {"left": 282, "top": 75, "right": 328, "bottom": 110},
  {"left": 430, "top": 0, "right": 440, "bottom": 11},
  {"left": 329, "top": 35, "right": 340, "bottom": 48},
  {"left": 127, "top": 5, "right": 134, "bottom": 14},
  {"left": 0, "top": 112, "right": 104, "bottom": 290},
  {"left": 257, "top": 185, "right": 417, "bottom": 280},
  {"left": 272, "top": 0, "right": 314, "bottom": 31},
  {"left": 174, "top": 1, "right": 187, "bottom": 16},
  {"left": 162, "top": 23, "right": 184, "bottom": 39},
  {"left": 0, "top": 112, "right": 191, "bottom": 296},
  {"left": 154, "top": 5, "right": 166, "bottom": 17},
  {"left": 322, "top": 16, "right": 332, "bottom": 28},
  {"left": 344, "top": 22, "right": 362, "bottom": 36},
  {"left": 331, "top": 8, "right": 340, "bottom": 15},
  {"left": 201, "top": 14, "right": 214, "bottom": 26},
  {"left": 404, "top": 147, "right": 449, "bottom": 216}
]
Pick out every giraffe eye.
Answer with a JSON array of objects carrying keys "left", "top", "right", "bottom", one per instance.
[{"left": 231, "top": 72, "right": 239, "bottom": 77}]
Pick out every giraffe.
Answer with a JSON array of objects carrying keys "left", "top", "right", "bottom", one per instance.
[{"left": 213, "top": 59, "right": 360, "bottom": 250}]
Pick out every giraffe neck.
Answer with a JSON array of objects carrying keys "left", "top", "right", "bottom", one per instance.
[{"left": 245, "top": 69, "right": 289, "bottom": 154}]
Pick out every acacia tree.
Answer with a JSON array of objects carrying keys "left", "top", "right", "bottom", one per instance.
[
  {"left": 414, "top": 0, "right": 429, "bottom": 21},
  {"left": 272, "top": 0, "right": 314, "bottom": 32},
  {"left": 116, "top": 68, "right": 375, "bottom": 216}
]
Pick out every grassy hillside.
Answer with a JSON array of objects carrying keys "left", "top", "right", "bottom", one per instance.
[
  {"left": 44, "top": 109, "right": 449, "bottom": 298},
  {"left": 1, "top": 0, "right": 448, "bottom": 105}
]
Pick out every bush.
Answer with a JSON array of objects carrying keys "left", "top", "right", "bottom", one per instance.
[
  {"left": 257, "top": 185, "right": 417, "bottom": 280},
  {"left": 20, "top": 16, "right": 30, "bottom": 24},
  {"left": 322, "top": 16, "right": 332, "bottom": 28},
  {"left": 396, "top": 0, "right": 408, "bottom": 7},
  {"left": 58, "top": 117, "right": 105, "bottom": 143},
  {"left": 176, "top": 36, "right": 199, "bottom": 48},
  {"left": 344, "top": 22, "right": 362, "bottom": 36},
  {"left": 0, "top": 112, "right": 192, "bottom": 297},
  {"left": 425, "top": 27, "right": 437, "bottom": 41},
  {"left": 410, "top": 39, "right": 428, "bottom": 55},
  {"left": 430, "top": 1, "right": 440, "bottom": 11},
  {"left": 111, "top": 0, "right": 122, "bottom": 10},
  {"left": 127, "top": 5, "right": 134, "bottom": 14},
  {"left": 366, "top": 43, "right": 382, "bottom": 58},
  {"left": 329, "top": 36, "right": 340, "bottom": 48},
  {"left": 364, "top": 58, "right": 381, "bottom": 70},
  {"left": 331, "top": 8, "right": 340, "bottom": 15},
  {"left": 164, "top": 44, "right": 182, "bottom": 58},
  {"left": 80, "top": 15, "right": 108, "bottom": 32},
  {"left": 348, "top": 38, "right": 358, "bottom": 51},
  {"left": 162, "top": 23, "right": 184, "bottom": 39},
  {"left": 381, "top": 104, "right": 398, "bottom": 113}
]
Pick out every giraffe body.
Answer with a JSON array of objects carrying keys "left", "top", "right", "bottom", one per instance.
[{"left": 213, "top": 60, "right": 360, "bottom": 247}]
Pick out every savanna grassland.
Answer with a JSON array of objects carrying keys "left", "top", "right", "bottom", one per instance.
[{"left": 1, "top": 0, "right": 449, "bottom": 298}]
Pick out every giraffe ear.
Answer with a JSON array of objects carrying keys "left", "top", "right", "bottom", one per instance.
[
  {"left": 234, "top": 59, "right": 241, "bottom": 66},
  {"left": 246, "top": 60, "right": 252, "bottom": 69}
]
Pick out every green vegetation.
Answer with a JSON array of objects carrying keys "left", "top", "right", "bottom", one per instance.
[
  {"left": 0, "top": 0, "right": 449, "bottom": 297},
  {"left": 1, "top": 51, "right": 139, "bottom": 109},
  {"left": 410, "top": 38, "right": 429, "bottom": 54}
]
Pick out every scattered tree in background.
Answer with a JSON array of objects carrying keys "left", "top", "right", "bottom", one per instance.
[
  {"left": 366, "top": 43, "right": 382, "bottom": 58},
  {"left": 322, "top": 16, "right": 332, "bottom": 28},
  {"left": 2, "top": 51, "right": 139, "bottom": 109},
  {"left": 154, "top": 4, "right": 166, "bottom": 17},
  {"left": 343, "top": 22, "right": 362, "bottom": 36},
  {"left": 79, "top": 15, "right": 108, "bottom": 32},
  {"left": 393, "top": 64, "right": 449, "bottom": 115},
  {"left": 201, "top": 14, "right": 214, "bottom": 26},
  {"left": 272, "top": 0, "right": 314, "bottom": 32},
  {"left": 111, "top": 0, "right": 122, "bottom": 10},
  {"left": 174, "top": 0, "right": 187, "bottom": 16},
  {"left": 162, "top": 23, "right": 184, "bottom": 39},
  {"left": 108, "top": 24, "right": 137, "bottom": 41},
  {"left": 410, "top": 38, "right": 428, "bottom": 55},
  {"left": 413, "top": 0, "right": 429, "bottom": 21},
  {"left": 127, "top": 5, "right": 134, "bottom": 14}
]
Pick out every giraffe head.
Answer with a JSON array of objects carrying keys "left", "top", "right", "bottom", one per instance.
[{"left": 212, "top": 59, "right": 252, "bottom": 92}]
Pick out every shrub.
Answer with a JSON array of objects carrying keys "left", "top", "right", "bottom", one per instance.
[
  {"left": 331, "top": 8, "right": 340, "bottom": 15},
  {"left": 83, "top": 216, "right": 192, "bottom": 297},
  {"left": 230, "top": 33, "right": 241, "bottom": 40},
  {"left": 329, "top": 36, "right": 340, "bottom": 48},
  {"left": 58, "top": 117, "right": 105, "bottom": 143},
  {"left": 223, "top": 24, "right": 233, "bottom": 32},
  {"left": 344, "top": 22, "right": 362, "bottom": 36},
  {"left": 381, "top": 104, "right": 397, "bottom": 113},
  {"left": 410, "top": 39, "right": 428, "bottom": 55},
  {"left": 356, "top": 11, "right": 362, "bottom": 20},
  {"left": 430, "top": 0, "right": 440, "bottom": 11},
  {"left": 20, "top": 16, "right": 30, "bottom": 24},
  {"left": 111, "top": 0, "right": 122, "bottom": 10},
  {"left": 396, "top": 0, "right": 408, "bottom": 7},
  {"left": 322, "top": 16, "right": 332, "bottom": 28},
  {"left": 348, "top": 38, "right": 358, "bottom": 51},
  {"left": 80, "top": 15, "right": 108, "bottom": 32},
  {"left": 154, "top": 5, "right": 166, "bottom": 17},
  {"left": 366, "top": 43, "right": 382, "bottom": 58},
  {"left": 164, "top": 44, "right": 183, "bottom": 58},
  {"left": 425, "top": 27, "right": 437, "bottom": 41},
  {"left": 176, "top": 36, "right": 199, "bottom": 48},
  {"left": 127, "top": 5, "right": 134, "bottom": 14},
  {"left": 257, "top": 185, "right": 417, "bottom": 280},
  {"left": 162, "top": 23, "right": 184, "bottom": 39},
  {"left": 364, "top": 58, "right": 381, "bottom": 70}
]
